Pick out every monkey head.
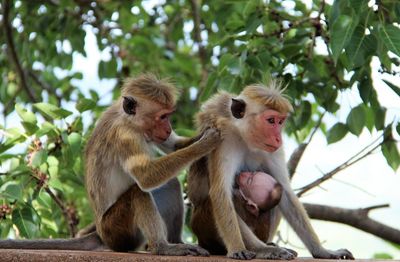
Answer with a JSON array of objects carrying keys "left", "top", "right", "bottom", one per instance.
[
  {"left": 123, "top": 96, "right": 175, "bottom": 144},
  {"left": 230, "top": 84, "right": 292, "bottom": 152},
  {"left": 120, "top": 74, "right": 179, "bottom": 144},
  {"left": 236, "top": 171, "right": 282, "bottom": 217}
]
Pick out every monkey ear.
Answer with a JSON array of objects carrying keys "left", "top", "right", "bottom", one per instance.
[
  {"left": 245, "top": 200, "right": 260, "bottom": 217},
  {"left": 123, "top": 96, "right": 137, "bottom": 115},
  {"left": 231, "top": 98, "right": 246, "bottom": 119}
]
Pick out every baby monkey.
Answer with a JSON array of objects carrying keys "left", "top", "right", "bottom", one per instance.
[{"left": 235, "top": 171, "right": 282, "bottom": 218}]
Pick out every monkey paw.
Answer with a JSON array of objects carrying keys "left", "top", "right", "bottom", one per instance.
[
  {"left": 255, "top": 246, "right": 297, "bottom": 260},
  {"left": 198, "top": 128, "right": 222, "bottom": 146},
  {"left": 155, "top": 243, "right": 210, "bottom": 256},
  {"left": 314, "top": 248, "right": 354, "bottom": 260},
  {"left": 228, "top": 250, "right": 256, "bottom": 260}
]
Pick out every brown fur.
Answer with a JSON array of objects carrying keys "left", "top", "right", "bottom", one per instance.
[
  {"left": 84, "top": 74, "right": 220, "bottom": 254},
  {"left": 187, "top": 81, "right": 354, "bottom": 260},
  {"left": 0, "top": 74, "right": 219, "bottom": 254}
]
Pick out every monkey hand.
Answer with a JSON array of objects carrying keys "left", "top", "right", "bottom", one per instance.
[
  {"left": 255, "top": 245, "right": 297, "bottom": 260},
  {"left": 227, "top": 249, "right": 256, "bottom": 260},
  {"left": 153, "top": 243, "right": 210, "bottom": 256},
  {"left": 196, "top": 127, "right": 222, "bottom": 148},
  {"left": 313, "top": 248, "right": 354, "bottom": 260}
]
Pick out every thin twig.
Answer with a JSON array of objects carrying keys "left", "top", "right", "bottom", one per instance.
[
  {"left": 297, "top": 134, "right": 384, "bottom": 196},
  {"left": 28, "top": 69, "right": 62, "bottom": 105},
  {"left": 44, "top": 187, "right": 77, "bottom": 237},
  {"left": 2, "top": 0, "right": 38, "bottom": 103},
  {"left": 288, "top": 112, "right": 326, "bottom": 178},
  {"left": 189, "top": 0, "right": 208, "bottom": 101}
]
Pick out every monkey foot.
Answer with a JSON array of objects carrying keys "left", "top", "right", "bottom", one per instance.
[
  {"left": 228, "top": 250, "right": 256, "bottom": 260},
  {"left": 154, "top": 243, "right": 210, "bottom": 257},
  {"left": 255, "top": 246, "right": 297, "bottom": 260}
]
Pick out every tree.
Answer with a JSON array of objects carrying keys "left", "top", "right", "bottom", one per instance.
[{"left": 0, "top": 0, "right": 399, "bottom": 255}]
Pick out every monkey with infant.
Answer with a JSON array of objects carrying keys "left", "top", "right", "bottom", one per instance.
[{"left": 188, "top": 81, "right": 354, "bottom": 260}]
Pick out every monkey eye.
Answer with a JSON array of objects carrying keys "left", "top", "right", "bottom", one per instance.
[
  {"left": 247, "top": 174, "right": 254, "bottom": 185},
  {"left": 278, "top": 118, "right": 285, "bottom": 125},
  {"left": 267, "top": 118, "right": 275, "bottom": 124},
  {"left": 160, "top": 114, "right": 168, "bottom": 120}
]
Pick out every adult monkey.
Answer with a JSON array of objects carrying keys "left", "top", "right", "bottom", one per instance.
[
  {"left": 0, "top": 74, "right": 219, "bottom": 256},
  {"left": 187, "top": 81, "right": 354, "bottom": 260}
]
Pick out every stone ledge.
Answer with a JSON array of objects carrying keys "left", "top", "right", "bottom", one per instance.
[{"left": 0, "top": 249, "right": 393, "bottom": 262}]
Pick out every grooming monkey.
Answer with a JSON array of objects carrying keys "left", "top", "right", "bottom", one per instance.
[
  {"left": 0, "top": 75, "right": 220, "bottom": 256},
  {"left": 187, "top": 81, "right": 354, "bottom": 260}
]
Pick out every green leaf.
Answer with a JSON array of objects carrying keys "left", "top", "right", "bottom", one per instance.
[
  {"left": 1, "top": 183, "right": 23, "bottom": 201},
  {"left": 346, "top": 105, "right": 366, "bottom": 136},
  {"left": 12, "top": 208, "right": 37, "bottom": 238},
  {"left": 397, "top": 122, "right": 400, "bottom": 136},
  {"left": 382, "top": 140, "right": 400, "bottom": 171},
  {"left": 98, "top": 58, "right": 117, "bottom": 79},
  {"left": 296, "top": 101, "right": 312, "bottom": 129},
  {"left": 68, "top": 132, "right": 82, "bottom": 156},
  {"left": 327, "top": 123, "right": 348, "bottom": 144},
  {"left": 330, "top": 15, "right": 358, "bottom": 63},
  {"left": 374, "top": 107, "right": 386, "bottom": 131},
  {"left": 76, "top": 98, "right": 96, "bottom": 113},
  {"left": 382, "top": 79, "right": 400, "bottom": 97},
  {"left": 379, "top": 24, "right": 400, "bottom": 57},
  {"left": 34, "top": 103, "right": 72, "bottom": 120},
  {"left": 349, "top": 0, "right": 368, "bottom": 11},
  {"left": 345, "top": 24, "right": 376, "bottom": 69},
  {"left": 31, "top": 150, "right": 48, "bottom": 168},
  {"left": 15, "top": 104, "right": 37, "bottom": 124},
  {"left": 373, "top": 253, "right": 393, "bottom": 259},
  {"left": 36, "top": 122, "right": 58, "bottom": 138}
]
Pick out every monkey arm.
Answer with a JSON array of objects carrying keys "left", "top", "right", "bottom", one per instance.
[
  {"left": 158, "top": 130, "right": 208, "bottom": 153},
  {"left": 123, "top": 128, "right": 220, "bottom": 191},
  {"left": 237, "top": 214, "right": 267, "bottom": 250},
  {"left": 265, "top": 153, "right": 353, "bottom": 259},
  {"left": 207, "top": 149, "right": 248, "bottom": 257}
]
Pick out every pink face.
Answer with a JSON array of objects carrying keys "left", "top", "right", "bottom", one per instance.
[
  {"left": 146, "top": 107, "right": 175, "bottom": 144},
  {"left": 237, "top": 171, "right": 278, "bottom": 209},
  {"left": 249, "top": 109, "right": 287, "bottom": 152}
]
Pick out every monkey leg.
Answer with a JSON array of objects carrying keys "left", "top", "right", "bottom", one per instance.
[
  {"left": 152, "top": 178, "right": 184, "bottom": 244},
  {"left": 190, "top": 199, "right": 226, "bottom": 255},
  {"left": 76, "top": 223, "right": 96, "bottom": 238},
  {"left": 100, "top": 184, "right": 209, "bottom": 256},
  {"left": 98, "top": 185, "right": 145, "bottom": 252}
]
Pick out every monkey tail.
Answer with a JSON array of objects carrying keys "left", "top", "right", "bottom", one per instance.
[{"left": 0, "top": 232, "right": 105, "bottom": 250}]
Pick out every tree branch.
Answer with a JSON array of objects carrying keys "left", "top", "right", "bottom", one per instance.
[
  {"left": 2, "top": 0, "right": 38, "bottom": 103},
  {"left": 43, "top": 187, "right": 78, "bottom": 237},
  {"left": 288, "top": 112, "right": 326, "bottom": 178},
  {"left": 189, "top": 0, "right": 208, "bottom": 97},
  {"left": 28, "top": 69, "right": 62, "bottom": 105},
  {"left": 304, "top": 203, "right": 400, "bottom": 244},
  {"left": 297, "top": 134, "right": 384, "bottom": 197}
]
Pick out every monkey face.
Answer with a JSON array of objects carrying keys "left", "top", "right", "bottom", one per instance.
[
  {"left": 247, "top": 109, "right": 286, "bottom": 152},
  {"left": 145, "top": 107, "right": 175, "bottom": 144},
  {"left": 236, "top": 171, "right": 280, "bottom": 216}
]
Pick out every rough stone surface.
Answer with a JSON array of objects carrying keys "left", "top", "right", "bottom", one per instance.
[{"left": 0, "top": 250, "right": 394, "bottom": 262}]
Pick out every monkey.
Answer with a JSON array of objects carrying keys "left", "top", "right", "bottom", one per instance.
[
  {"left": 235, "top": 171, "right": 283, "bottom": 218},
  {"left": 0, "top": 74, "right": 220, "bottom": 256},
  {"left": 187, "top": 81, "right": 354, "bottom": 260}
]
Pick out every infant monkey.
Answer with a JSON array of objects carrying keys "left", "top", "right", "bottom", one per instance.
[{"left": 236, "top": 171, "right": 283, "bottom": 217}]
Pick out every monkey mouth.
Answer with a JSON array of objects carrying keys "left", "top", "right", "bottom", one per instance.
[
  {"left": 153, "top": 136, "right": 168, "bottom": 144},
  {"left": 264, "top": 144, "right": 278, "bottom": 152}
]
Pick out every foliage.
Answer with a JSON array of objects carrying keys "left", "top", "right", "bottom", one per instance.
[{"left": 0, "top": 0, "right": 399, "bottom": 240}]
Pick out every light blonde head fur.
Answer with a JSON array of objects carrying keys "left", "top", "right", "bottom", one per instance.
[
  {"left": 241, "top": 80, "right": 293, "bottom": 114},
  {"left": 121, "top": 74, "right": 179, "bottom": 107}
]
